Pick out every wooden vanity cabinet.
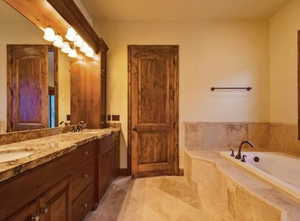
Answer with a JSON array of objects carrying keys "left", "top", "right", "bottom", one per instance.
[
  {"left": 7, "top": 200, "right": 39, "bottom": 221},
  {"left": 0, "top": 133, "right": 120, "bottom": 221},
  {"left": 97, "top": 132, "right": 120, "bottom": 201},
  {"left": 39, "top": 178, "right": 71, "bottom": 221},
  {"left": 6, "top": 177, "right": 71, "bottom": 221}
]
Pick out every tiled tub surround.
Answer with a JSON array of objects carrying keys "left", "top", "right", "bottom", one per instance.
[
  {"left": 0, "top": 128, "right": 120, "bottom": 182},
  {"left": 184, "top": 122, "right": 300, "bottom": 156},
  {"left": 0, "top": 121, "right": 4, "bottom": 134},
  {"left": 184, "top": 122, "right": 269, "bottom": 151},
  {"left": 268, "top": 123, "right": 300, "bottom": 156},
  {"left": 184, "top": 149, "right": 300, "bottom": 221}
]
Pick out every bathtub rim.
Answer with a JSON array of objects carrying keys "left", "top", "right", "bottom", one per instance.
[{"left": 220, "top": 151, "right": 300, "bottom": 201}]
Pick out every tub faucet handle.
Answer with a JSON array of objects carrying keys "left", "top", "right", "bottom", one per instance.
[
  {"left": 230, "top": 149, "right": 235, "bottom": 157},
  {"left": 241, "top": 155, "right": 247, "bottom": 162}
]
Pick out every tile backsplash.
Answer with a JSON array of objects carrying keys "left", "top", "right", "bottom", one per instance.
[{"left": 0, "top": 121, "right": 4, "bottom": 134}]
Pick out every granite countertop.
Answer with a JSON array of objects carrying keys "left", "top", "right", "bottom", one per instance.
[
  {"left": 184, "top": 149, "right": 300, "bottom": 221},
  {"left": 0, "top": 128, "right": 120, "bottom": 183}
]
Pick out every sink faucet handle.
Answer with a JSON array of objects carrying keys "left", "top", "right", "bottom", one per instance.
[
  {"left": 230, "top": 149, "right": 235, "bottom": 157},
  {"left": 241, "top": 155, "right": 247, "bottom": 162}
]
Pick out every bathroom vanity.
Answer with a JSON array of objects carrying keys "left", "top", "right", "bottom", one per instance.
[{"left": 0, "top": 129, "right": 120, "bottom": 221}]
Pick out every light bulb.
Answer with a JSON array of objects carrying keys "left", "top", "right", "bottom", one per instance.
[
  {"left": 43, "top": 27, "right": 56, "bottom": 42},
  {"left": 80, "top": 42, "right": 88, "bottom": 53},
  {"left": 61, "top": 42, "right": 71, "bottom": 54},
  {"left": 85, "top": 47, "right": 94, "bottom": 58},
  {"left": 53, "top": 35, "right": 64, "bottom": 48},
  {"left": 68, "top": 48, "right": 78, "bottom": 58},
  {"left": 74, "top": 35, "right": 84, "bottom": 48},
  {"left": 66, "top": 27, "right": 77, "bottom": 42}
]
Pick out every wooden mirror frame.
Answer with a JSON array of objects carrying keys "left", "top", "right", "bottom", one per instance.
[{"left": 4, "top": 0, "right": 108, "bottom": 53}]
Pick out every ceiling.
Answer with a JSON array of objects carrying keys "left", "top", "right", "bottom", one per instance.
[{"left": 82, "top": 0, "right": 290, "bottom": 22}]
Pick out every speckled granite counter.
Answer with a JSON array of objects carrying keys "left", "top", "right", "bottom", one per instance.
[
  {"left": 184, "top": 149, "right": 300, "bottom": 221},
  {"left": 0, "top": 128, "right": 120, "bottom": 183}
]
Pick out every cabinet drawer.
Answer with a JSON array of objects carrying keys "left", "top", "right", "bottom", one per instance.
[
  {"left": 71, "top": 160, "right": 95, "bottom": 201},
  {"left": 72, "top": 141, "right": 96, "bottom": 165},
  {"left": 100, "top": 135, "right": 114, "bottom": 155},
  {"left": 72, "top": 184, "right": 94, "bottom": 221}
]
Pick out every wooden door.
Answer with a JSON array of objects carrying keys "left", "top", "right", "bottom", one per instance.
[
  {"left": 128, "top": 45, "right": 179, "bottom": 177},
  {"left": 39, "top": 178, "right": 71, "bottom": 221},
  {"left": 7, "top": 45, "right": 49, "bottom": 131}
]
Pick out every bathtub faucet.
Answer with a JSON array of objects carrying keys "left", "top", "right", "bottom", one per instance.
[{"left": 235, "top": 141, "right": 254, "bottom": 160}]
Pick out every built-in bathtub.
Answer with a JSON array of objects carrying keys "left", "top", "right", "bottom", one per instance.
[{"left": 220, "top": 151, "right": 300, "bottom": 200}]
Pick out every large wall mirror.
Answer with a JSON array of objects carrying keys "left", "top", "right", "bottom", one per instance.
[{"left": 0, "top": 1, "right": 72, "bottom": 133}]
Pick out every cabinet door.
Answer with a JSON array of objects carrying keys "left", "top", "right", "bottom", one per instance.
[
  {"left": 7, "top": 200, "right": 39, "bottom": 221},
  {"left": 98, "top": 148, "right": 114, "bottom": 199},
  {"left": 39, "top": 178, "right": 71, "bottom": 221}
]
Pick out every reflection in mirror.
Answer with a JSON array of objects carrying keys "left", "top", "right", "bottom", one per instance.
[{"left": 0, "top": 1, "right": 71, "bottom": 133}]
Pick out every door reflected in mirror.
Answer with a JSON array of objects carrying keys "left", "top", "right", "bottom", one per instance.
[{"left": 0, "top": 1, "right": 71, "bottom": 133}]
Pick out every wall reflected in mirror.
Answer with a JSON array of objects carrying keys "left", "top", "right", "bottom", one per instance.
[{"left": 0, "top": 1, "right": 71, "bottom": 133}]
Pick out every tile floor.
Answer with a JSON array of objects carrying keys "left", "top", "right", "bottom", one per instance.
[{"left": 85, "top": 176, "right": 208, "bottom": 221}]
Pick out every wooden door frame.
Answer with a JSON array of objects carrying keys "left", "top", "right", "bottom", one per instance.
[
  {"left": 127, "top": 45, "right": 180, "bottom": 176},
  {"left": 48, "top": 46, "right": 59, "bottom": 127}
]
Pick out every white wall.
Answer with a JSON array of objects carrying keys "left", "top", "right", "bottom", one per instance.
[
  {"left": 95, "top": 20, "right": 270, "bottom": 168},
  {"left": 269, "top": 0, "right": 300, "bottom": 124}
]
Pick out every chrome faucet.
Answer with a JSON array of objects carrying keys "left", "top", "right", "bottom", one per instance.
[
  {"left": 71, "top": 121, "right": 87, "bottom": 132},
  {"left": 235, "top": 141, "right": 254, "bottom": 160}
]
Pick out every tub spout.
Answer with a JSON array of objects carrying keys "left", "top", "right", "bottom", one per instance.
[{"left": 235, "top": 141, "right": 254, "bottom": 160}]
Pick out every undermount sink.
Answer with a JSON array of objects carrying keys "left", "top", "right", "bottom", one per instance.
[{"left": 0, "top": 150, "right": 34, "bottom": 163}]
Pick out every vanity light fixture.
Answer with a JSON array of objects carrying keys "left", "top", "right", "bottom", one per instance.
[
  {"left": 65, "top": 26, "right": 97, "bottom": 60},
  {"left": 80, "top": 42, "right": 88, "bottom": 53},
  {"left": 61, "top": 42, "right": 71, "bottom": 54},
  {"left": 43, "top": 27, "right": 56, "bottom": 42},
  {"left": 68, "top": 48, "right": 78, "bottom": 58},
  {"left": 85, "top": 46, "right": 94, "bottom": 58},
  {"left": 74, "top": 35, "right": 84, "bottom": 48},
  {"left": 53, "top": 35, "right": 64, "bottom": 48},
  {"left": 66, "top": 27, "right": 77, "bottom": 42}
]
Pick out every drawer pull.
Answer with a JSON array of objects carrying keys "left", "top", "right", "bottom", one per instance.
[
  {"left": 40, "top": 207, "right": 48, "bottom": 214},
  {"left": 83, "top": 173, "right": 89, "bottom": 179},
  {"left": 31, "top": 215, "right": 40, "bottom": 221},
  {"left": 84, "top": 203, "right": 88, "bottom": 209},
  {"left": 84, "top": 151, "right": 89, "bottom": 156}
]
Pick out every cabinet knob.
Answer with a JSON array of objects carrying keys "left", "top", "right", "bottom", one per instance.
[
  {"left": 84, "top": 203, "right": 88, "bottom": 209},
  {"left": 31, "top": 215, "right": 40, "bottom": 221},
  {"left": 41, "top": 207, "right": 48, "bottom": 214},
  {"left": 83, "top": 173, "right": 89, "bottom": 179},
  {"left": 84, "top": 151, "right": 89, "bottom": 156}
]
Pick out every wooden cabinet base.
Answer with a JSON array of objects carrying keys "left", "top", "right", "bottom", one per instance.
[{"left": 0, "top": 133, "right": 120, "bottom": 221}]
